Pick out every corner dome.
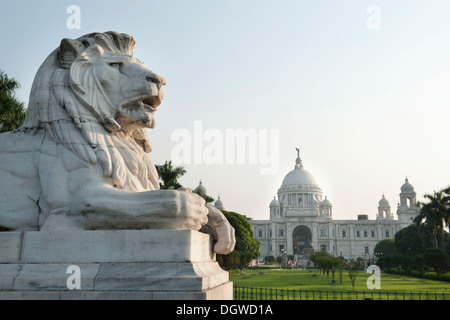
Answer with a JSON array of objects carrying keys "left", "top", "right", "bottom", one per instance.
[
  {"left": 321, "top": 196, "right": 332, "bottom": 207},
  {"left": 269, "top": 196, "right": 280, "bottom": 207},
  {"left": 401, "top": 178, "right": 414, "bottom": 192},
  {"left": 378, "top": 194, "right": 390, "bottom": 207},
  {"left": 214, "top": 195, "right": 224, "bottom": 210},
  {"left": 194, "top": 180, "right": 207, "bottom": 196}
]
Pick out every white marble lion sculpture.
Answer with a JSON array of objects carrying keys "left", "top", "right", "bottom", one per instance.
[{"left": 0, "top": 31, "right": 235, "bottom": 254}]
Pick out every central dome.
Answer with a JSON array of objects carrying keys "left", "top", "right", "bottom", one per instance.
[
  {"left": 282, "top": 168, "right": 319, "bottom": 188},
  {"left": 279, "top": 154, "right": 321, "bottom": 192}
]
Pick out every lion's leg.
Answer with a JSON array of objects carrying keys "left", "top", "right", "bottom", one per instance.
[
  {"left": 64, "top": 187, "right": 209, "bottom": 231},
  {"left": 39, "top": 164, "right": 210, "bottom": 231},
  {"left": 0, "top": 132, "right": 43, "bottom": 231}
]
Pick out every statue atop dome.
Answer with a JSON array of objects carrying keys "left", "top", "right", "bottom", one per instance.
[{"left": 294, "top": 147, "right": 303, "bottom": 169}]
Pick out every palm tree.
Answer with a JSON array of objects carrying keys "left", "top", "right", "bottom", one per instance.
[
  {"left": 0, "top": 70, "right": 26, "bottom": 132},
  {"left": 416, "top": 190, "right": 449, "bottom": 249},
  {"left": 193, "top": 189, "right": 215, "bottom": 203},
  {"left": 155, "top": 160, "right": 186, "bottom": 189},
  {"left": 443, "top": 185, "right": 450, "bottom": 231}
]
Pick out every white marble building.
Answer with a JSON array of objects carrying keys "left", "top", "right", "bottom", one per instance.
[{"left": 249, "top": 153, "right": 420, "bottom": 260}]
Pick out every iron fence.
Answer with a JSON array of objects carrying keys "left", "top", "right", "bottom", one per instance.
[{"left": 233, "top": 286, "right": 450, "bottom": 300}]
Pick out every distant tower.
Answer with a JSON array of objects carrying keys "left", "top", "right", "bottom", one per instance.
[
  {"left": 194, "top": 180, "right": 207, "bottom": 197},
  {"left": 396, "top": 178, "right": 420, "bottom": 227},
  {"left": 269, "top": 196, "right": 280, "bottom": 217},
  {"left": 377, "top": 194, "right": 393, "bottom": 219},
  {"left": 214, "top": 195, "right": 225, "bottom": 210},
  {"left": 320, "top": 196, "right": 332, "bottom": 217}
]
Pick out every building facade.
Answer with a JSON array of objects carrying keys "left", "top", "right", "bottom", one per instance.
[{"left": 249, "top": 153, "right": 420, "bottom": 260}]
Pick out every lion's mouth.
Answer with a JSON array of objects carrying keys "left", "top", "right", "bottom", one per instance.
[{"left": 122, "top": 95, "right": 161, "bottom": 112}]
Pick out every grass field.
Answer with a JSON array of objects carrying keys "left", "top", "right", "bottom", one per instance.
[{"left": 230, "top": 268, "right": 450, "bottom": 300}]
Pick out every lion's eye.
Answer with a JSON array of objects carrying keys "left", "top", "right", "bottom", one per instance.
[{"left": 109, "top": 62, "right": 122, "bottom": 70}]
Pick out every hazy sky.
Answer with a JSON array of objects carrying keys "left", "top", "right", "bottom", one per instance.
[{"left": 1, "top": 0, "right": 449, "bottom": 220}]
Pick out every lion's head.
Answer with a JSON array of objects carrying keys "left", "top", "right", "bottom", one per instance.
[{"left": 21, "top": 32, "right": 166, "bottom": 192}]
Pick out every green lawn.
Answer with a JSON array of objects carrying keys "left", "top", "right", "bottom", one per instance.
[{"left": 230, "top": 268, "right": 450, "bottom": 300}]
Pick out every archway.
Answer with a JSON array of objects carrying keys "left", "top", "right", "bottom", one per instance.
[{"left": 292, "top": 225, "right": 312, "bottom": 255}]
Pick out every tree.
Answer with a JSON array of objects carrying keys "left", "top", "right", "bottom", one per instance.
[
  {"left": 309, "top": 251, "right": 331, "bottom": 274},
  {"left": 394, "top": 224, "right": 429, "bottom": 256},
  {"left": 155, "top": 160, "right": 186, "bottom": 189},
  {"left": 400, "top": 255, "right": 413, "bottom": 272},
  {"left": 276, "top": 256, "right": 283, "bottom": 265},
  {"left": 216, "top": 210, "right": 260, "bottom": 270},
  {"left": 193, "top": 188, "right": 215, "bottom": 204},
  {"left": 377, "top": 254, "right": 396, "bottom": 272},
  {"left": 329, "top": 257, "right": 341, "bottom": 282},
  {"left": 336, "top": 256, "right": 345, "bottom": 285},
  {"left": 0, "top": 70, "right": 26, "bottom": 132},
  {"left": 412, "top": 254, "right": 425, "bottom": 276},
  {"left": 374, "top": 238, "right": 395, "bottom": 257},
  {"left": 416, "top": 190, "right": 449, "bottom": 250},
  {"left": 423, "top": 248, "right": 449, "bottom": 276},
  {"left": 309, "top": 251, "right": 341, "bottom": 281},
  {"left": 347, "top": 261, "right": 360, "bottom": 290},
  {"left": 442, "top": 186, "right": 450, "bottom": 251}
]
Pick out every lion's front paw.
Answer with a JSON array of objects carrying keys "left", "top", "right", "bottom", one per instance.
[
  {"left": 172, "top": 189, "right": 209, "bottom": 231},
  {"left": 202, "top": 204, "right": 236, "bottom": 255}
]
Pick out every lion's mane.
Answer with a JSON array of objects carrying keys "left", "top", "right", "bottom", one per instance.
[{"left": 21, "top": 32, "right": 159, "bottom": 192}]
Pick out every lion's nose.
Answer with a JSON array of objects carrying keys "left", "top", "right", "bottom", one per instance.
[{"left": 145, "top": 73, "right": 166, "bottom": 90}]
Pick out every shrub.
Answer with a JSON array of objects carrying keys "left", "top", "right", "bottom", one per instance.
[{"left": 264, "top": 255, "right": 276, "bottom": 264}]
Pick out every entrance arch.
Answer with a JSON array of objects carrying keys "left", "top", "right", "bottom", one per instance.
[{"left": 292, "top": 225, "right": 312, "bottom": 255}]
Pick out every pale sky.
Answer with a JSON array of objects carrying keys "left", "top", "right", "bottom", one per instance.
[{"left": 1, "top": 0, "right": 449, "bottom": 221}]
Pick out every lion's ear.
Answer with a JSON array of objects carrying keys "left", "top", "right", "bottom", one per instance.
[{"left": 59, "top": 38, "right": 85, "bottom": 69}]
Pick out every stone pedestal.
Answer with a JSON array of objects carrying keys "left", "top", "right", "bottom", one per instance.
[{"left": 0, "top": 230, "right": 232, "bottom": 300}]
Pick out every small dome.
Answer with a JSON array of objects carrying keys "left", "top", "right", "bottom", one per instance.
[
  {"left": 270, "top": 196, "right": 280, "bottom": 207},
  {"left": 214, "top": 196, "right": 224, "bottom": 210},
  {"left": 321, "top": 196, "right": 332, "bottom": 207},
  {"left": 378, "top": 194, "right": 390, "bottom": 207},
  {"left": 401, "top": 178, "right": 414, "bottom": 192},
  {"left": 194, "top": 180, "right": 207, "bottom": 196}
]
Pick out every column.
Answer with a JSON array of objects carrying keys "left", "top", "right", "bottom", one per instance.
[{"left": 286, "top": 223, "right": 293, "bottom": 254}]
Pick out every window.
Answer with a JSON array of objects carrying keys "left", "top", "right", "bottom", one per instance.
[
  {"left": 279, "top": 244, "right": 284, "bottom": 253},
  {"left": 371, "top": 231, "right": 375, "bottom": 238},
  {"left": 258, "top": 230, "right": 262, "bottom": 238},
  {"left": 356, "top": 231, "right": 360, "bottom": 238},
  {"left": 385, "top": 230, "right": 390, "bottom": 238},
  {"left": 269, "top": 230, "right": 272, "bottom": 237},
  {"left": 279, "top": 228, "right": 284, "bottom": 237},
  {"left": 342, "top": 230, "right": 346, "bottom": 238},
  {"left": 364, "top": 231, "right": 368, "bottom": 238},
  {"left": 365, "top": 246, "right": 369, "bottom": 255}
]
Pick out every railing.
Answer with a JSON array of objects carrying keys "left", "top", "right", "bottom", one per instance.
[{"left": 233, "top": 286, "right": 450, "bottom": 300}]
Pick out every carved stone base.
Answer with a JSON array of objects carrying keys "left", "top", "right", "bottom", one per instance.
[{"left": 0, "top": 230, "right": 232, "bottom": 300}]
